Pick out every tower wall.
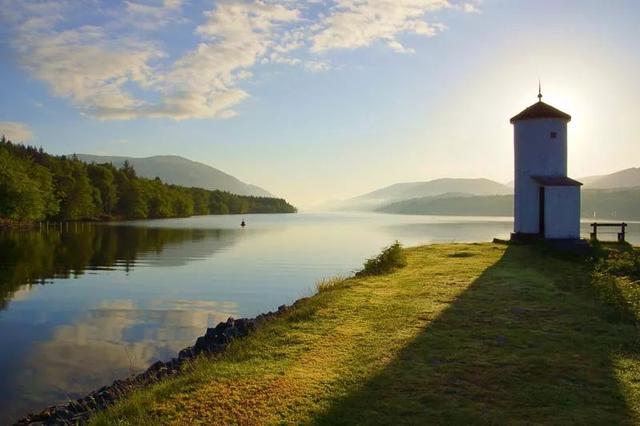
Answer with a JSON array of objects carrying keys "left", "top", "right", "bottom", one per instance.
[
  {"left": 513, "top": 118, "right": 568, "bottom": 234},
  {"left": 544, "top": 186, "right": 580, "bottom": 239}
]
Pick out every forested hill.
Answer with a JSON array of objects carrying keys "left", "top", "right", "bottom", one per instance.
[
  {"left": 0, "top": 137, "right": 296, "bottom": 224},
  {"left": 75, "top": 154, "right": 272, "bottom": 197}
]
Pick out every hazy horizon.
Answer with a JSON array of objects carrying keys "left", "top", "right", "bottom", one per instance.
[{"left": 1, "top": 0, "right": 639, "bottom": 207}]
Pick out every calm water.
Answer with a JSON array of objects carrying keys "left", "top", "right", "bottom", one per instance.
[{"left": 0, "top": 212, "right": 638, "bottom": 421}]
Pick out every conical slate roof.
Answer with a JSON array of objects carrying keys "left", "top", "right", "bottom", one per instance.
[{"left": 510, "top": 101, "right": 571, "bottom": 124}]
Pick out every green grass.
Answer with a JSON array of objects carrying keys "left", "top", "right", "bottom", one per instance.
[
  {"left": 91, "top": 243, "right": 640, "bottom": 425},
  {"left": 589, "top": 242, "right": 640, "bottom": 323}
]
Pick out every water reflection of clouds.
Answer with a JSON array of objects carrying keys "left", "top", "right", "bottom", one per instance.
[
  {"left": 148, "top": 299, "right": 238, "bottom": 312},
  {"left": 12, "top": 298, "right": 237, "bottom": 416},
  {"left": 7, "top": 286, "right": 37, "bottom": 302}
]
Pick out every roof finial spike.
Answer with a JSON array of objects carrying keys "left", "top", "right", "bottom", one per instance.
[{"left": 538, "top": 80, "right": 542, "bottom": 102}]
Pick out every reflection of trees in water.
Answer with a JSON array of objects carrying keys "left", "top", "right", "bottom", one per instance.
[{"left": 0, "top": 225, "right": 242, "bottom": 310}]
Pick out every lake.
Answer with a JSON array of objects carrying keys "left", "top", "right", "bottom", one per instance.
[{"left": 1, "top": 212, "right": 638, "bottom": 421}]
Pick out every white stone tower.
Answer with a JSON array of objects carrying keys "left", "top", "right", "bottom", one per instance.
[{"left": 510, "top": 86, "right": 581, "bottom": 240}]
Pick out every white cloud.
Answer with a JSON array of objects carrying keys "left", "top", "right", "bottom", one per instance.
[
  {"left": 123, "top": 0, "right": 186, "bottom": 29},
  {"left": 0, "top": 121, "right": 33, "bottom": 143},
  {"left": 150, "top": 1, "right": 301, "bottom": 119},
  {"left": 311, "top": 0, "right": 451, "bottom": 53},
  {"left": 3, "top": 0, "right": 477, "bottom": 120},
  {"left": 460, "top": 1, "right": 482, "bottom": 13},
  {"left": 17, "top": 25, "right": 162, "bottom": 119},
  {"left": 305, "top": 60, "right": 331, "bottom": 72},
  {"left": 7, "top": 1, "right": 301, "bottom": 120}
]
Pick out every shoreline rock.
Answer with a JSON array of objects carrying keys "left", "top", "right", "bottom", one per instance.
[{"left": 15, "top": 303, "right": 297, "bottom": 425}]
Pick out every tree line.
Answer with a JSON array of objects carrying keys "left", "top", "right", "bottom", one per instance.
[{"left": 0, "top": 137, "right": 296, "bottom": 223}]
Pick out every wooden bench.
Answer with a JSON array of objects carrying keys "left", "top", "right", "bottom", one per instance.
[{"left": 590, "top": 222, "right": 627, "bottom": 242}]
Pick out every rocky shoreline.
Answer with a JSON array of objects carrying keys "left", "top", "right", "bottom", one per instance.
[{"left": 16, "top": 302, "right": 301, "bottom": 425}]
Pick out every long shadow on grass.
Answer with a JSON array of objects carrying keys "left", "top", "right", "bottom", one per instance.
[{"left": 314, "top": 245, "right": 637, "bottom": 425}]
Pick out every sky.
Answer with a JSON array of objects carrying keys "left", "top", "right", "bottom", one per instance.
[{"left": 0, "top": 0, "right": 639, "bottom": 208}]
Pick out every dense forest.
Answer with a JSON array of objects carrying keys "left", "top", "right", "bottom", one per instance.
[
  {"left": 0, "top": 137, "right": 296, "bottom": 223},
  {"left": 378, "top": 189, "right": 640, "bottom": 220}
]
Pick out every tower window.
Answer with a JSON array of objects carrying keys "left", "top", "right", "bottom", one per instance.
[{"left": 550, "top": 131, "right": 557, "bottom": 139}]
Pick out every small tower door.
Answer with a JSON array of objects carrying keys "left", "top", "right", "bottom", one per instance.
[{"left": 538, "top": 186, "right": 545, "bottom": 236}]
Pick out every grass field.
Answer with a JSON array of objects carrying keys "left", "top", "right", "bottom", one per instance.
[{"left": 92, "top": 243, "right": 640, "bottom": 425}]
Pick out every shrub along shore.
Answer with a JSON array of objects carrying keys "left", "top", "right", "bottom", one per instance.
[
  {"left": 18, "top": 241, "right": 640, "bottom": 424},
  {"left": 0, "top": 138, "right": 296, "bottom": 224}
]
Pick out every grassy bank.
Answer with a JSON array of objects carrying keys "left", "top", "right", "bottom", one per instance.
[{"left": 93, "top": 243, "right": 640, "bottom": 425}]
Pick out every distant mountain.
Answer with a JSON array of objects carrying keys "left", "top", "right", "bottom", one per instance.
[
  {"left": 378, "top": 188, "right": 640, "bottom": 220},
  {"left": 74, "top": 154, "right": 272, "bottom": 197},
  {"left": 580, "top": 167, "right": 640, "bottom": 189},
  {"left": 329, "top": 167, "right": 639, "bottom": 215},
  {"left": 333, "top": 178, "right": 512, "bottom": 211},
  {"left": 579, "top": 174, "right": 605, "bottom": 186},
  {"left": 508, "top": 167, "right": 640, "bottom": 189},
  {"left": 379, "top": 194, "right": 512, "bottom": 216}
]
